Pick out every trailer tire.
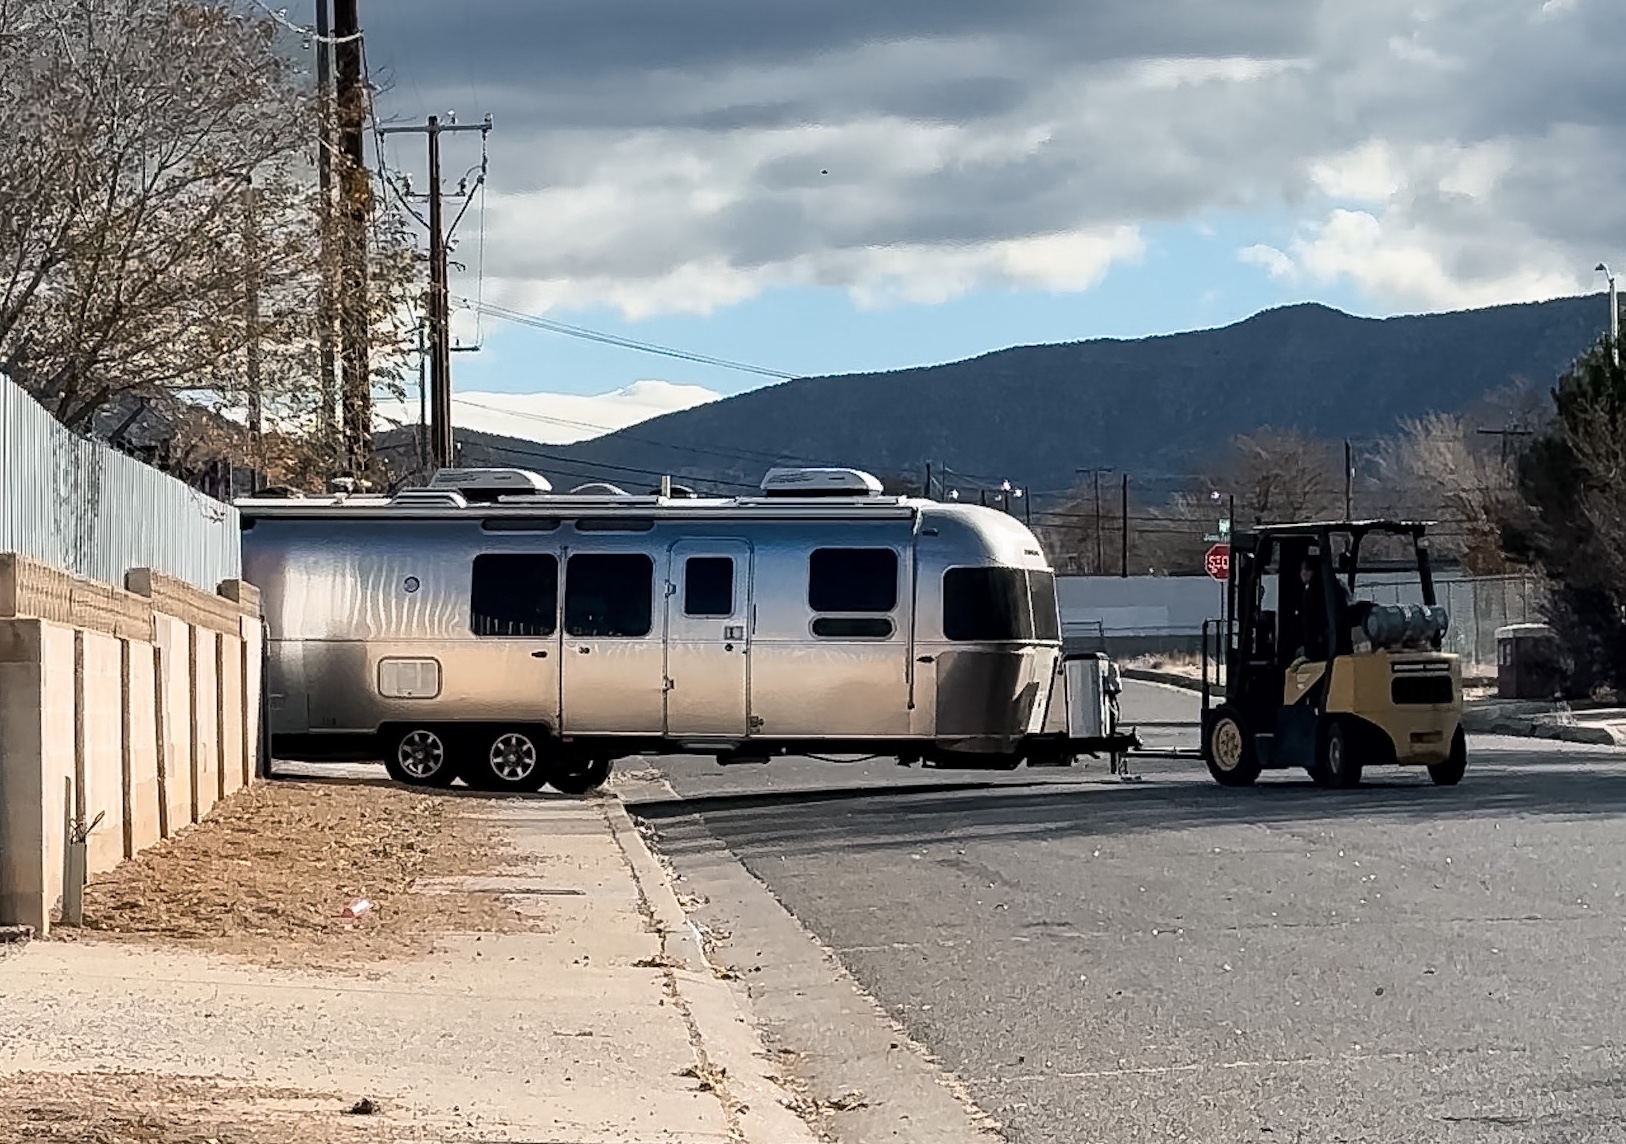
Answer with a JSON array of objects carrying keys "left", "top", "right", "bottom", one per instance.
[
  {"left": 1428, "top": 727, "right": 1468, "bottom": 786},
  {"left": 549, "top": 757, "right": 612, "bottom": 796},
  {"left": 1204, "top": 706, "right": 1261, "bottom": 787},
  {"left": 383, "top": 727, "right": 458, "bottom": 788},
  {"left": 464, "top": 728, "right": 549, "bottom": 794}
]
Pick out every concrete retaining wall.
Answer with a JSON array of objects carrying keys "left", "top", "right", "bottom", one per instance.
[{"left": 0, "top": 555, "right": 262, "bottom": 935}]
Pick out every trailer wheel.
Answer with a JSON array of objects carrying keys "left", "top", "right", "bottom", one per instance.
[
  {"left": 465, "top": 729, "right": 549, "bottom": 793},
  {"left": 549, "top": 757, "right": 612, "bottom": 796},
  {"left": 384, "top": 727, "right": 457, "bottom": 787},
  {"left": 1312, "top": 719, "right": 1362, "bottom": 789},
  {"left": 1428, "top": 727, "right": 1468, "bottom": 786},
  {"left": 1204, "top": 706, "right": 1261, "bottom": 787}
]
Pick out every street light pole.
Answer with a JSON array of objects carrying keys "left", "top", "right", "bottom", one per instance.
[{"left": 1598, "top": 262, "right": 1618, "bottom": 368}]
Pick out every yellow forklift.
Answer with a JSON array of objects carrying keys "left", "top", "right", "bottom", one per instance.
[{"left": 1199, "top": 521, "right": 1466, "bottom": 788}]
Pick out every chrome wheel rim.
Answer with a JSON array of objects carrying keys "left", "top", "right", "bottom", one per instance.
[
  {"left": 1327, "top": 732, "right": 1345, "bottom": 776},
  {"left": 1212, "top": 719, "right": 1244, "bottom": 772},
  {"left": 398, "top": 730, "right": 446, "bottom": 780},
  {"left": 490, "top": 733, "right": 539, "bottom": 782}
]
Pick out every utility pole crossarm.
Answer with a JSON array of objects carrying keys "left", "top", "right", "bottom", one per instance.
[{"left": 382, "top": 115, "right": 494, "bottom": 468}]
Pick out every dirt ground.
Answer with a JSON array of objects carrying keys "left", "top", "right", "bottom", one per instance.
[
  {"left": 65, "top": 777, "right": 532, "bottom": 969},
  {"left": 0, "top": 1071, "right": 399, "bottom": 1144}
]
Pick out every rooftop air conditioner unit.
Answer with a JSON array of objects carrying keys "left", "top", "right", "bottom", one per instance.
[
  {"left": 426, "top": 467, "right": 552, "bottom": 503},
  {"left": 759, "top": 467, "right": 886, "bottom": 498}
]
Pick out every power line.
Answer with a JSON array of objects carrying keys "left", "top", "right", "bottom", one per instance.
[
  {"left": 448, "top": 397, "right": 817, "bottom": 470},
  {"left": 457, "top": 298, "right": 800, "bottom": 381}
]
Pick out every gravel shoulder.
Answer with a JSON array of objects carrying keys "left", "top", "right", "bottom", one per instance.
[{"left": 65, "top": 777, "right": 530, "bottom": 969}]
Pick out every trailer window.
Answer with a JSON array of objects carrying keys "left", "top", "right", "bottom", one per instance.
[
  {"left": 470, "top": 554, "right": 558, "bottom": 637},
  {"left": 566, "top": 553, "right": 654, "bottom": 638},
  {"left": 684, "top": 557, "right": 734, "bottom": 616},
  {"left": 1028, "top": 571, "right": 1061, "bottom": 642},
  {"left": 808, "top": 548, "right": 897, "bottom": 613},
  {"left": 812, "top": 617, "right": 894, "bottom": 638},
  {"left": 943, "top": 567, "right": 1031, "bottom": 641}
]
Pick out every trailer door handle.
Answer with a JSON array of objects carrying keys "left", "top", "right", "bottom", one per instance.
[
  {"left": 531, "top": 650, "right": 548, "bottom": 658},
  {"left": 917, "top": 655, "right": 934, "bottom": 664},
  {"left": 578, "top": 646, "right": 592, "bottom": 654}
]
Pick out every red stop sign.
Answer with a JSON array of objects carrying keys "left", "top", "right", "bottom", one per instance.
[{"left": 1205, "top": 544, "right": 1231, "bottom": 581}]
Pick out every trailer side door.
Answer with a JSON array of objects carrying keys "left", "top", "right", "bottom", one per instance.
[{"left": 664, "top": 540, "right": 753, "bottom": 739}]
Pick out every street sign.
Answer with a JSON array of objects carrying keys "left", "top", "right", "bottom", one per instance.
[{"left": 1204, "top": 543, "right": 1230, "bottom": 582}]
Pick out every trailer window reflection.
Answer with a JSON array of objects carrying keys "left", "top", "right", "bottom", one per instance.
[
  {"left": 471, "top": 554, "right": 558, "bottom": 637},
  {"left": 1028, "top": 571, "right": 1061, "bottom": 642},
  {"left": 684, "top": 557, "right": 734, "bottom": 617},
  {"left": 944, "top": 567, "right": 1031, "bottom": 641},
  {"left": 809, "top": 548, "right": 898, "bottom": 612},
  {"left": 566, "top": 553, "right": 655, "bottom": 637}
]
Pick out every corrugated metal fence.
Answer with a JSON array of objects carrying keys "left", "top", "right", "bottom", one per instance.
[
  {"left": 1060, "top": 571, "right": 1547, "bottom": 672},
  {"left": 0, "top": 377, "right": 240, "bottom": 591}
]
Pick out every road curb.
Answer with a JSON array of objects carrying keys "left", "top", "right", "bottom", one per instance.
[
  {"left": 1122, "top": 666, "right": 1203, "bottom": 692},
  {"left": 1460, "top": 708, "right": 1625, "bottom": 746},
  {"left": 603, "top": 794, "right": 820, "bottom": 1144}
]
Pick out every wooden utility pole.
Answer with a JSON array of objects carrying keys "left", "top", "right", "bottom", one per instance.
[
  {"left": 1120, "top": 473, "right": 1129, "bottom": 578},
  {"left": 1077, "top": 466, "right": 1113, "bottom": 575},
  {"left": 243, "top": 182, "right": 263, "bottom": 470},
  {"left": 1344, "top": 439, "right": 1354, "bottom": 521},
  {"left": 1477, "top": 426, "right": 1534, "bottom": 464},
  {"left": 333, "top": 0, "right": 371, "bottom": 476},
  {"left": 313, "top": 0, "right": 338, "bottom": 451},
  {"left": 378, "top": 114, "right": 492, "bottom": 469}
]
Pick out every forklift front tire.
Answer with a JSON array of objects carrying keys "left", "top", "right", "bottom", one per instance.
[
  {"left": 1205, "top": 706, "right": 1261, "bottom": 787},
  {"left": 1313, "top": 718, "right": 1363, "bottom": 789}
]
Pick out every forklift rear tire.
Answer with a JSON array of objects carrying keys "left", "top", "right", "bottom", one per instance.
[
  {"left": 1428, "top": 727, "right": 1468, "bottom": 786},
  {"left": 1313, "top": 719, "right": 1362, "bottom": 789},
  {"left": 1205, "top": 707, "right": 1261, "bottom": 787}
]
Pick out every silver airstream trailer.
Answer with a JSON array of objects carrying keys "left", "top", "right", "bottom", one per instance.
[{"left": 239, "top": 466, "right": 1128, "bottom": 793}]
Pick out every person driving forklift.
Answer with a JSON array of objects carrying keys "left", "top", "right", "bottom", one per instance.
[{"left": 1293, "top": 556, "right": 1358, "bottom": 666}]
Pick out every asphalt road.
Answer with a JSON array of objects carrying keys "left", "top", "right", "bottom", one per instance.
[{"left": 632, "top": 680, "right": 1626, "bottom": 1144}]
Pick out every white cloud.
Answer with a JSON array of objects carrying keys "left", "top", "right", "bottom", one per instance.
[
  {"left": 370, "top": 0, "right": 1626, "bottom": 318},
  {"left": 1280, "top": 209, "right": 1580, "bottom": 309},
  {"left": 1238, "top": 244, "right": 1295, "bottom": 279},
  {"left": 374, "top": 380, "right": 722, "bottom": 444},
  {"left": 1309, "top": 141, "right": 1403, "bottom": 204}
]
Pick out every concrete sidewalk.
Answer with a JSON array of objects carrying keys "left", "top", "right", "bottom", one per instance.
[{"left": 0, "top": 785, "right": 817, "bottom": 1144}]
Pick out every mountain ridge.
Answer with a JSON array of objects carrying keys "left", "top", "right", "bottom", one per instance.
[{"left": 452, "top": 293, "right": 1609, "bottom": 495}]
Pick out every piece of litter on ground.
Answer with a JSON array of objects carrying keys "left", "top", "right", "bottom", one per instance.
[{"left": 340, "top": 899, "right": 372, "bottom": 920}]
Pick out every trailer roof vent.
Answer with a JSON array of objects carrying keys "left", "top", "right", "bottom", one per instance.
[
  {"left": 426, "top": 467, "right": 552, "bottom": 503},
  {"left": 568, "top": 482, "right": 632, "bottom": 496},
  {"left": 391, "top": 488, "right": 468, "bottom": 509},
  {"left": 759, "top": 467, "right": 885, "bottom": 498}
]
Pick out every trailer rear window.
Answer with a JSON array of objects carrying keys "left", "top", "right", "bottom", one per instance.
[
  {"left": 943, "top": 567, "right": 1031, "bottom": 641},
  {"left": 470, "top": 554, "right": 558, "bottom": 637},
  {"left": 808, "top": 548, "right": 898, "bottom": 613},
  {"left": 566, "top": 553, "right": 654, "bottom": 638}
]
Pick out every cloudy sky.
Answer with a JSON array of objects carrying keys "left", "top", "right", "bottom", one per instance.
[{"left": 354, "top": 0, "right": 1625, "bottom": 440}]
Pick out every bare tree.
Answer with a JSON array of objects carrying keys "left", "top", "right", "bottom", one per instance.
[
  {"left": 1369, "top": 413, "right": 1518, "bottom": 572},
  {"left": 0, "top": 0, "right": 416, "bottom": 482}
]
